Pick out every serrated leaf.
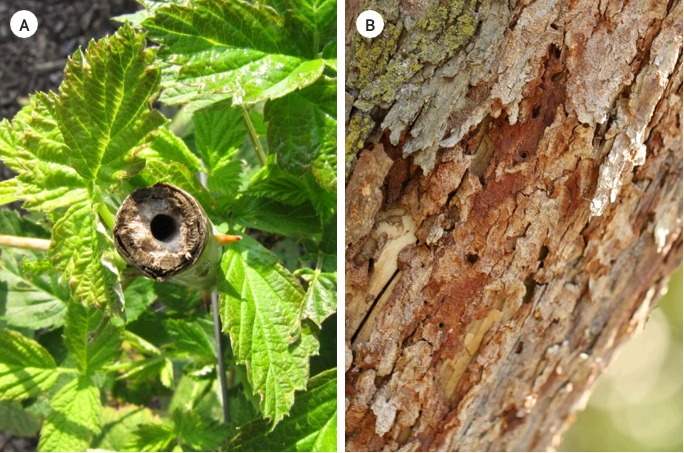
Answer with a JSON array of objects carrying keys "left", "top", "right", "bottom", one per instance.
[
  {"left": 229, "top": 369, "right": 336, "bottom": 451},
  {"left": 127, "top": 422, "right": 176, "bottom": 452},
  {"left": 92, "top": 405, "right": 160, "bottom": 452},
  {"left": 219, "top": 235, "right": 318, "bottom": 423},
  {"left": 193, "top": 106, "right": 246, "bottom": 169},
  {"left": 56, "top": 26, "right": 165, "bottom": 181},
  {"left": 2, "top": 25, "right": 167, "bottom": 313},
  {"left": 166, "top": 319, "right": 216, "bottom": 360},
  {"left": 3, "top": 93, "right": 88, "bottom": 213},
  {"left": 283, "top": 0, "right": 337, "bottom": 58},
  {"left": 295, "top": 268, "right": 336, "bottom": 327},
  {"left": 38, "top": 376, "right": 101, "bottom": 452},
  {"left": 64, "top": 303, "right": 123, "bottom": 375},
  {"left": 0, "top": 179, "right": 18, "bottom": 206},
  {"left": 207, "top": 159, "right": 244, "bottom": 197},
  {"left": 48, "top": 201, "right": 124, "bottom": 313},
  {"left": 173, "top": 408, "right": 226, "bottom": 451},
  {"left": 0, "top": 330, "right": 58, "bottom": 400},
  {"left": 303, "top": 171, "right": 336, "bottom": 220},
  {"left": 248, "top": 162, "right": 310, "bottom": 206},
  {"left": 264, "top": 76, "right": 336, "bottom": 190},
  {"left": 122, "top": 278, "right": 157, "bottom": 323},
  {"left": 139, "top": 127, "right": 204, "bottom": 174},
  {"left": 232, "top": 196, "right": 321, "bottom": 235},
  {"left": 144, "top": 0, "right": 326, "bottom": 109}
]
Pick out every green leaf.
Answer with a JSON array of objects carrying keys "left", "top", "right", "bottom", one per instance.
[
  {"left": 153, "top": 282, "right": 203, "bottom": 314},
  {"left": 229, "top": 369, "right": 336, "bottom": 452},
  {"left": 56, "top": 26, "right": 165, "bottom": 181},
  {"left": 3, "top": 25, "right": 167, "bottom": 313},
  {"left": 219, "top": 235, "right": 318, "bottom": 423},
  {"left": 193, "top": 106, "right": 246, "bottom": 170},
  {"left": 192, "top": 106, "right": 247, "bottom": 197},
  {"left": 139, "top": 127, "right": 205, "bottom": 174},
  {"left": 0, "top": 179, "right": 18, "bottom": 206},
  {"left": 144, "top": 0, "right": 326, "bottom": 109},
  {"left": 0, "top": 250, "right": 68, "bottom": 330},
  {"left": 232, "top": 196, "right": 321, "bottom": 235},
  {"left": 127, "top": 422, "right": 176, "bottom": 452},
  {"left": 248, "top": 162, "right": 310, "bottom": 206},
  {"left": 92, "top": 405, "right": 160, "bottom": 452},
  {"left": 264, "top": 76, "right": 336, "bottom": 190},
  {"left": 0, "top": 401, "right": 41, "bottom": 436},
  {"left": 64, "top": 303, "right": 123, "bottom": 375},
  {"left": 3, "top": 93, "right": 88, "bottom": 213},
  {"left": 49, "top": 200, "right": 124, "bottom": 313},
  {"left": 0, "top": 330, "right": 58, "bottom": 400},
  {"left": 295, "top": 268, "right": 336, "bottom": 327},
  {"left": 303, "top": 172, "right": 336, "bottom": 220},
  {"left": 0, "top": 210, "right": 68, "bottom": 330},
  {"left": 123, "top": 278, "right": 157, "bottom": 323},
  {"left": 283, "top": 0, "right": 337, "bottom": 57},
  {"left": 173, "top": 408, "right": 226, "bottom": 451},
  {"left": 319, "top": 214, "right": 336, "bottom": 256},
  {"left": 38, "top": 376, "right": 101, "bottom": 452},
  {"left": 111, "top": 331, "right": 174, "bottom": 389},
  {"left": 166, "top": 319, "right": 216, "bottom": 360}
]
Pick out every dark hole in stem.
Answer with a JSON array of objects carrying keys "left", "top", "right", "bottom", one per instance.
[
  {"left": 466, "top": 253, "right": 479, "bottom": 264},
  {"left": 150, "top": 214, "right": 178, "bottom": 242}
]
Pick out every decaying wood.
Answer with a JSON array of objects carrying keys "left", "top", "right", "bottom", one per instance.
[{"left": 345, "top": 0, "right": 682, "bottom": 451}]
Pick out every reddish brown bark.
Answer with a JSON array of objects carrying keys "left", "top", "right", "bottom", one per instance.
[{"left": 345, "top": 0, "right": 683, "bottom": 450}]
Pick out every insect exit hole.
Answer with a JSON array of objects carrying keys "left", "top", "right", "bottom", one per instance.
[{"left": 151, "top": 214, "right": 178, "bottom": 242}]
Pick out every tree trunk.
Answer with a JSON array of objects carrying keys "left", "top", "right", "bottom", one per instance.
[{"left": 344, "top": 0, "right": 683, "bottom": 451}]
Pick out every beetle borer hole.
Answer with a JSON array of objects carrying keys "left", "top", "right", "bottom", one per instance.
[
  {"left": 466, "top": 253, "right": 479, "bottom": 264},
  {"left": 150, "top": 214, "right": 178, "bottom": 242}
]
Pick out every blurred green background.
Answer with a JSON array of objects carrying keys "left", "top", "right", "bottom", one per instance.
[{"left": 560, "top": 266, "right": 683, "bottom": 452}]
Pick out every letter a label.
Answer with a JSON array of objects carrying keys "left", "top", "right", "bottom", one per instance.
[{"left": 10, "top": 11, "right": 38, "bottom": 38}]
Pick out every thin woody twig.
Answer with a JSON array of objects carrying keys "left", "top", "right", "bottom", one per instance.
[{"left": 0, "top": 234, "right": 50, "bottom": 251}]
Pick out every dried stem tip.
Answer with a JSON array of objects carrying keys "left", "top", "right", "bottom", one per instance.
[{"left": 114, "top": 183, "right": 220, "bottom": 288}]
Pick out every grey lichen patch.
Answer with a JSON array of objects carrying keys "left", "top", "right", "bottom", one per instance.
[
  {"left": 114, "top": 183, "right": 217, "bottom": 286},
  {"left": 352, "top": 0, "right": 478, "bottom": 112}
]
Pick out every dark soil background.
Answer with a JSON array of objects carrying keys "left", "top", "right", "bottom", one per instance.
[{"left": 0, "top": 2, "right": 140, "bottom": 450}]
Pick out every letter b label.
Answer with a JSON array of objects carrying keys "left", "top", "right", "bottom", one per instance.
[{"left": 357, "top": 10, "right": 383, "bottom": 38}]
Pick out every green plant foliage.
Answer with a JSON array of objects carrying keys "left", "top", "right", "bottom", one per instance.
[
  {"left": 0, "top": 24, "right": 164, "bottom": 314},
  {"left": 37, "top": 376, "right": 101, "bottom": 452},
  {"left": 0, "top": 210, "right": 68, "bottom": 330},
  {"left": 265, "top": 76, "right": 337, "bottom": 190},
  {"left": 0, "top": 0, "right": 337, "bottom": 450},
  {"left": 229, "top": 369, "right": 336, "bottom": 451},
  {"left": 143, "top": 0, "right": 327, "bottom": 109},
  {"left": 0, "top": 330, "right": 58, "bottom": 400},
  {"left": 219, "top": 235, "right": 320, "bottom": 423},
  {"left": 91, "top": 405, "right": 159, "bottom": 451}
]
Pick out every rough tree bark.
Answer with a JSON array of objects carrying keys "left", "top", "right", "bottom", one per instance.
[{"left": 344, "top": 0, "right": 682, "bottom": 451}]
